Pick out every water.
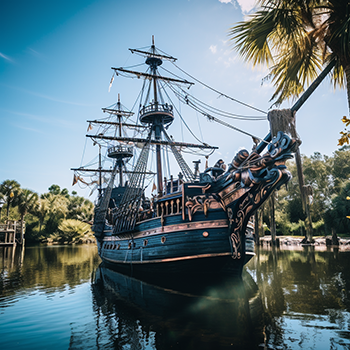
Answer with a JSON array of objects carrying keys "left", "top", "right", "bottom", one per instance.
[{"left": 1, "top": 244, "right": 350, "bottom": 349}]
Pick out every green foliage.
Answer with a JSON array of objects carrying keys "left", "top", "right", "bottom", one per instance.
[
  {"left": 259, "top": 147, "right": 350, "bottom": 236},
  {"left": 324, "top": 181, "right": 350, "bottom": 234},
  {"left": 0, "top": 181, "right": 95, "bottom": 243},
  {"left": 67, "top": 196, "right": 94, "bottom": 222},
  {"left": 0, "top": 179, "right": 21, "bottom": 218},
  {"left": 44, "top": 219, "right": 93, "bottom": 244}
]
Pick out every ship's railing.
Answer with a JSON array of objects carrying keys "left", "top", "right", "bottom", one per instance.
[
  {"left": 164, "top": 175, "right": 183, "bottom": 195},
  {"left": 135, "top": 176, "right": 184, "bottom": 223},
  {"left": 140, "top": 103, "right": 173, "bottom": 116}
]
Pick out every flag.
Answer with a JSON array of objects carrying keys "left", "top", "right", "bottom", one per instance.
[
  {"left": 77, "top": 176, "right": 89, "bottom": 185},
  {"left": 87, "top": 123, "right": 93, "bottom": 131},
  {"left": 72, "top": 174, "right": 78, "bottom": 186},
  {"left": 108, "top": 74, "right": 114, "bottom": 92},
  {"left": 152, "top": 182, "right": 157, "bottom": 192}
]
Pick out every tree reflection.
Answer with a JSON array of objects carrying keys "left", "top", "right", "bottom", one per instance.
[
  {"left": 0, "top": 245, "right": 100, "bottom": 302},
  {"left": 250, "top": 246, "right": 350, "bottom": 348}
]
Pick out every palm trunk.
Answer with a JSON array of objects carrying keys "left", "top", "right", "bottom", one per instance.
[
  {"left": 6, "top": 200, "right": 10, "bottom": 219},
  {"left": 344, "top": 64, "right": 350, "bottom": 113}
]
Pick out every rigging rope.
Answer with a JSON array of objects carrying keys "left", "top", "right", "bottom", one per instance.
[{"left": 170, "top": 62, "right": 267, "bottom": 115}]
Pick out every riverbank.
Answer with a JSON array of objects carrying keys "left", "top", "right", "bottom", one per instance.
[{"left": 259, "top": 235, "right": 350, "bottom": 250}]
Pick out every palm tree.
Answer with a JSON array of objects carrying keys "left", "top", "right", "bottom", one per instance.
[
  {"left": 229, "top": 0, "right": 348, "bottom": 108},
  {"left": 0, "top": 180, "right": 21, "bottom": 218},
  {"left": 32, "top": 197, "right": 50, "bottom": 233},
  {"left": 0, "top": 192, "right": 5, "bottom": 221},
  {"left": 16, "top": 189, "right": 39, "bottom": 223}
]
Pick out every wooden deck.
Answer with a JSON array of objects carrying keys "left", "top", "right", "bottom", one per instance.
[{"left": 0, "top": 221, "right": 25, "bottom": 246}]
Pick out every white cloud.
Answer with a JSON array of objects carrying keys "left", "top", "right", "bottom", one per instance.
[
  {"left": 27, "top": 48, "right": 42, "bottom": 58},
  {"left": 209, "top": 45, "right": 217, "bottom": 54},
  {"left": 236, "top": 0, "right": 256, "bottom": 14},
  {"left": 219, "top": 0, "right": 232, "bottom": 3},
  {"left": 0, "top": 52, "right": 13, "bottom": 62}
]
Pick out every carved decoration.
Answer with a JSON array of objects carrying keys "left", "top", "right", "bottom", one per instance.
[
  {"left": 223, "top": 132, "right": 298, "bottom": 261},
  {"left": 185, "top": 194, "right": 221, "bottom": 221}
]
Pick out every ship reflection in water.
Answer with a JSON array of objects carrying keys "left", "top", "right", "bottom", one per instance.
[
  {"left": 86, "top": 264, "right": 265, "bottom": 350},
  {"left": 3, "top": 245, "right": 350, "bottom": 349}
]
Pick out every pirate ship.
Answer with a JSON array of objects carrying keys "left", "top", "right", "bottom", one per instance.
[{"left": 72, "top": 38, "right": 298, "bottom": 277}]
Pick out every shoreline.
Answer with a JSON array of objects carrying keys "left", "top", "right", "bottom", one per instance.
[{"left": 258, "top": 235, "right": 350, "bottom": 251}]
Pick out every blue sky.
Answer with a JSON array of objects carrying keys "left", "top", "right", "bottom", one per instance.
[{"left": 0, "top": 0, "right": 348, "bottom": 198}]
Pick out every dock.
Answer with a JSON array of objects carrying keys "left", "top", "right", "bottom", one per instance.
[{"left": 0, "top": 221, "right": 25, "bottom": 247}]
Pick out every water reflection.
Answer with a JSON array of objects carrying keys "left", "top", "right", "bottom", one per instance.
[
  {"left": 85, "top": 264, "right": 266, "bottom": 350},
  {"left": 1, "top": 245, "right": 350, "bottom": 349},
  {"left": 0, "top": 245, "right": 100, "bottom": 303},
  {"left": 249, "top": 246, "right": 350, "bottom": 349}
]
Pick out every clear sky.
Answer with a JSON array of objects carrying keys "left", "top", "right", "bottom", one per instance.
[{"left": 0, "top": 0, "right": 348, "bottom": 199}]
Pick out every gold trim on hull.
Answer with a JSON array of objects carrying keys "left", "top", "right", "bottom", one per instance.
[{"left": 103, "top": 250, "right": 255, "bottom": 265}]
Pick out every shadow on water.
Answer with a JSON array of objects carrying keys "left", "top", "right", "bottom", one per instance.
[{"left": 78, "top": 263, "right": 267, "bottom": 350}]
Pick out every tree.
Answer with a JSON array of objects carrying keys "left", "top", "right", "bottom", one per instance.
[
  {"left": 48, "top": 184, "right": 69, "bottom": 198},
  {"left": 0, "top": 179, "right": 21, "bottom": 218},
  {"left": 67, "top": 196, "right": 94, "bottom": 222},
  {"left": 32, "top": 197, "right": 50, "bottom": 233},
  {"left": 324, "top": 181, "right": 350, "bottom": 234},
  {"left": 229, "top": 0, "right": 350, "bottom": 140},
  {"left": 332, "top": 146, "right": 350, "bottom": 190},
  {"left": 15, "top": 189, "right": 39, "bottom": 223},
  {"left": 42, "top": 193, "right": 69, "bottom": 234}
]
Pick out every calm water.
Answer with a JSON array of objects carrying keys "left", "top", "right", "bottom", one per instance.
[{"left": 1, "top": 244, "right": 350, "bottom": 349}]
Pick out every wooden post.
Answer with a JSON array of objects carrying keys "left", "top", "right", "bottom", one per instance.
[
  {"left": 269, "top": 193, "right": 276, "bottom": 245},
  {"left": 254, "top": 211, "right": 260, "bottom": 245}
]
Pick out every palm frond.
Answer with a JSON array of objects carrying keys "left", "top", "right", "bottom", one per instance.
[
  {"left": 229, "top": 10, "right": 275, "bottom": 65},
  {"left": 269, "top": 32, "right": 323, "bottom": 105}
]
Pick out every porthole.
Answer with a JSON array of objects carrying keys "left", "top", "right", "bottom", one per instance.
[
  {"left": 203, "top": 231, "right": 209, "bottom": 238},
  {"left": 161, "top": 236, "right": 166, "bottom": 244},
  {"left": 143, "top": 239, "right": 148, "bottom": 247}
]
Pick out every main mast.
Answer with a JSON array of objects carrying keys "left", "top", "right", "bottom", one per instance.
[
  {"left": 140, "top": 37, "right": 175, "bottom": 196},
  {"left": 106, "top": 37, "right": 217, "bottom": 198}
]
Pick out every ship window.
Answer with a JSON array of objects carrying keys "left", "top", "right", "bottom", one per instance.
[
  {"left": 128, "top": 242, "right": 132, "bottom": 249},
  {"left": 161, "top": 236, "right": 166, "bottom": 244},
  {"left": 203, "top": 231, "right": 209, "bottom": 237},
  {"left": 116, "top": 244, "right": 120, "bottom": 250},
  {"left": 143, "top": 239, "right": 148, "bottom": 247}
]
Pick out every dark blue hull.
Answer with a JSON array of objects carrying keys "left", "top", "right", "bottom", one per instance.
[{"left": 97, "top": 210, "right": 254, "bottom": 277}]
